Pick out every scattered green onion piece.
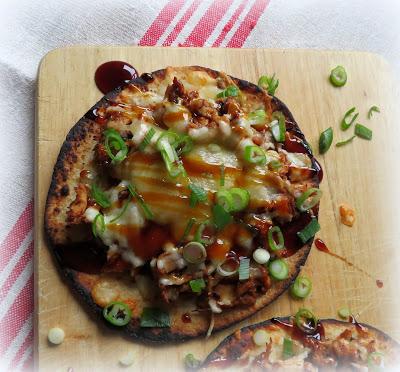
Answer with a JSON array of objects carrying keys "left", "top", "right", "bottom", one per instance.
[
  {"left": 189, "top": 278, "right": 206, "bottom": 293},
  {"left": 258, "top": 74, "right": 279, "bottom": 95},
  {"left": 238, "top": 258, "right": 250, "bottom": 281},
  {"left": 180, "top": 217, "right": 196, "bottom": 242},
  {"left": 368, "top": 105, "right": 380, "bottom": 119},
  {"left": 270, "top": 111, "right": 286, "bottom": 142},
  {"left": 212, "top": 204, "right": 233, "bottom": 230},
  {"left": 282, "top": 338, "right": 294, "bottom": 360},
  {"left": 175, "top": 134, "right": 194, "bottom": 155},
  {"left": 183, "top": 242, "right": 207, "bottom": 264},
  {"left": 268, "top": 259, "right": 289, "bottom": 280},
  {"left": 355, "top": 123, "right": 373, "bottom": 140},
  {"left": 219, "top": 164, "right": 225, "bottom": 187},
  {"left": 229, "top": 188, "right": 250, "bottom": 212},
  {"left": 267, "top": 226, "right": 285, "bottom": 251},
  {"left": 216, "top": 189, "right": 234, "bottom": 212},
  {"left": 244, "top": 145, "right": 266, "bottom": 165},
  {"left": 216, "top": 85, "right": 239, "bottom": 99},
  {"left": 295, "top": 308, "right": 318, "bottom": 334},
  {"left": 297, "top": 218, "right": 320, "bottom": 244},
  {"left": 157, "top": 132, "right": 185, "bottom": 178},
  {"left": 138, "top": 127, "right": 156, "bottom": 152},
  {"left": 336, "top": 135, "right": 356, "bottom": 147},
  {"left": 329, "top": 66, "right": 347, "bottom": 87},
  {"left": 184, "top": 353, "right": 201, "bottom": 370},
  {"left": 341, "top": 107, "right": 359, "bottom": 131},
  {"left": 140, "top": 307, "right": 170, "bottom": 328},
  {"left": 127, "top": 184, "right": 154, "bottom": 220},
  {"left": 194, "top": 220, "right": 215, "bottom": 245},
  {"left": 367, "top": 352, "right": 385, "bottom": 369},
  {"left": 319, "top": 127, "right": 333, "bottom": 154},
  {"left": 91, "top": 184, "right": 111, "bottom": 209},
  {"left": 92, "top": 213, "right": 105, "bottom": 238},
  {"left": 338, "top": 307, "right": 351, "bottom": 319},
  {"left": 104, "top": 128, "right": 128, "bottom": 163},
  {"left": 290, "top": 276, "right": 312, "bottom": 299},
  {"left": 296, "top": 188, "right": 322, "bottom": 212},
  {"left": 248, "top": 109, "right": 267, "bottom": 125},
  {"left": 109, "top": 197, "right": 131, "bottom": 223},
  {"left": 103, "top": 301, "right": 132, "bottom": 326},
  {"left": 188, "top": 183, "right": 207, "bottom": 208}
]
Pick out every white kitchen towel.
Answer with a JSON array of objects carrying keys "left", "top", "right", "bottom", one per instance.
[{"left": 0, "top": 0, "right": 399, "bottom": 371}]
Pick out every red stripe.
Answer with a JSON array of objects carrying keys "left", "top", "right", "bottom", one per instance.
[
  {"left": 181, "top": 0, "right": 234, "bottom": 47},
  {"left": 21, "top": 350, "right": 33, "bottom": 372},
  {"left": 212, "top": 0, "right": 247, "bottom": 47},
  {"left": 162, "top": 0, "right": 202, "bottom": 46},
  {"left": 0, "top": 241, "right": 33, "bottom": 302},
  {"left": 138, "top": 0, "right": 186, "bottom": 46},
  {"left": 226, "top": 0, "right": 269, "bottom": 48},
  {"left": 0, "top": 199, "right": 33, "bottom": 272},
  {"left": 0, "top": 276, "right": 33, "bottom": 356},
  {"left": 10, "top": 329, "right": 33, "bottom": 370}
]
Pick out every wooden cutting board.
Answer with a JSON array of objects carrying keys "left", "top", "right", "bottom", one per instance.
[{"left": 35, "top": 46, "right": 400, "bottom": 371}]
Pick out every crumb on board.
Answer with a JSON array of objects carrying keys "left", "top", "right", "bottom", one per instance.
[{"left": 339, "top": 203, "right": 355, "bottom": 227}]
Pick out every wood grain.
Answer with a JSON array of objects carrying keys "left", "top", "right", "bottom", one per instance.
[{"left": 35, "top": 46, "right": 400, "bottom": 371}]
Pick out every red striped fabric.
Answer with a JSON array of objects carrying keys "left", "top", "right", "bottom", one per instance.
[
  {"left": 226, "top": 0, "right": 269, "bottom": 47},
  {"left": 1, "top": 1, "right": 270, "bottom": 370},
  {"left": 180, "top": 0, "right": 234, "bottom": 47}
]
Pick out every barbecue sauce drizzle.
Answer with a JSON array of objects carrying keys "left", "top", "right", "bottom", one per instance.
[{"left": 94, "top": 61, "right": 138, "bottom": 94}]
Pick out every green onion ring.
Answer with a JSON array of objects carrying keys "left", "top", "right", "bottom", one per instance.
[
  {"left": 295, "top": 308, "right": 318, "bottom": 334},
  {"left": 92, "top": 213, "right": 105, "bottom": 238},
  {"left": 295, "top": 188, "right": 322, "bottom": 212},
  {"left": 330, "top": 66, "right": 347, "bottom": 87},
  {"left": 290, "top": 276, "right": 312, "bottom": 299},
  {"left": 268, "top": 259, "right": 289, "bottom": 280},
  {"left": 244, "top": 145, "right": 266, "bottom": 165},
  {"left": 104, "top": 128, "right": 128, "bottom": 163},
  {"left": 103, "top": 301, "right": 132, "bottom": 326},
  {"left": 267, "top": 226, "right": 285, "bottom": 251}
]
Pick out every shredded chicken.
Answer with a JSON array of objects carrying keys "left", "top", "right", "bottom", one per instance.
[{"left": 67, "top": 184, "right": 88, "bottom": 223}]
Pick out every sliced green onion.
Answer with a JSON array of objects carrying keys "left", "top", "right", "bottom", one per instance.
[
  {"left": 319, "top": 127, "right": 333, "bottom": 154},
  {"left": 338, "top": 307, "right": 351, "bottom": 319},
  {"left": 297, "top": 218, "right": 320, "bottom": 244},
  {"left": 189, "top": 278, "right": 206, "bottom": 293},
  {"left": 341, "top": 107, "right": 359, "bottom": 131},
  {"left": 127, "top": 184, "right": 154, "bottom": 220},
  {"left": 270, "top": 111, "right": 286, "bottom": 142},
  {"left": 194, "top": 220, "right": 215, "bottom": 245},
  {"left": 92, "top": 213, "right": 105, "bottom": 238},
  {"left": 229, "top": 188, "right": 250, "bottom": 212},
  {"left": 282, "top": 338, "right": 294, "bottom": 360},
  {"left": 156, "top": 131, "right": 186, "bottom": 178},
  {"left": 180, "top": 217, "right": 196, "bottom": 242},
  {"left": 109, "top": 197, "right": 131, "bottom": 223},
  {"left": 368, "top": 105, "right": 380, "bottom": 119},
  {"left": 355, "top": 123, "right": 372, "bottom": 140},
  {"left": 216, "top": 85, "right": 239, "bottom": 99},
  {"left": 91, "top": 184, "right": 111, "bottom": 208},
  {"left": 258, "top": 74, "right": 279, "bottom": 95},
  {"left": 184, "top": 354, "right": 201, "bottom": 369},
  {"left": 188, "top": 183, "right": 207, "bottom": 208},
  {"left": 219, "top": 164, "right": 225, "bottom": 187},
  {"left": 295, "top": 188, "right": 322, "bottom": 212},
  {"left": 217, "top": 262, "right": 238, "bottom": 277},
  {"left": 175, "top": 134, "right": 193, "bottom": 155},
  {"left": 367, "top": 352, "right": 385, "bottom": 369},
  {"left": 104, "top": 128, "right": 128, "bottom": 163},
  {"left": 140, "top": 307, "right": 170, "bottom": 328},
  {"left": 103, "top": 301, "right": 132, "bottom": 326},
  {"left": 253, "top": 248, "right": 270, "bottom": 265},
  {"left": 329, "top": 66, "right": 347, "bottom": 87},
  {"left": 248, "top": 109, "right": 267, "bottom": 125},
  {"left": 138, "top": 128, "right": 156, "bottom": 152},
  {"left": 268, "top": 159, "right": 282, "bottom": 171},
  {"left": 290, "top": 276, "right": 312, "bottom": 299},
  {"left": 268, "top": 259, "right": 289, "bottom": 280},
  {"left": 244, "top": 145, "right": 266, "bottom": 165},
  {"left": 295, "top": 308, "right": 318, "bottom": 334},
  {"left": 216, "top": 189, "right": 234, "bottom": 212},
  {"left": 238, "top": 258, "right": 250, "bottom": 281},
  {"left": 267, "top": 226, "right": 285, "bottom": 251},
  {"left": 336, "top": 135, "right": 356, "bottom": 147},
  {"left": 212, "top": 204, "right": 232, "bottom": 230},
  {"left": 182, "top": 242, "right": 207, "bottom": 264}
]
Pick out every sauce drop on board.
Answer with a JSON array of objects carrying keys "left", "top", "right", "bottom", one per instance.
[
  {"left": 94, "top": 61, "right": 138, "bottom": 94},
  {"left": 376, "top": 279, "right": 384, "bottom": 288}
]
